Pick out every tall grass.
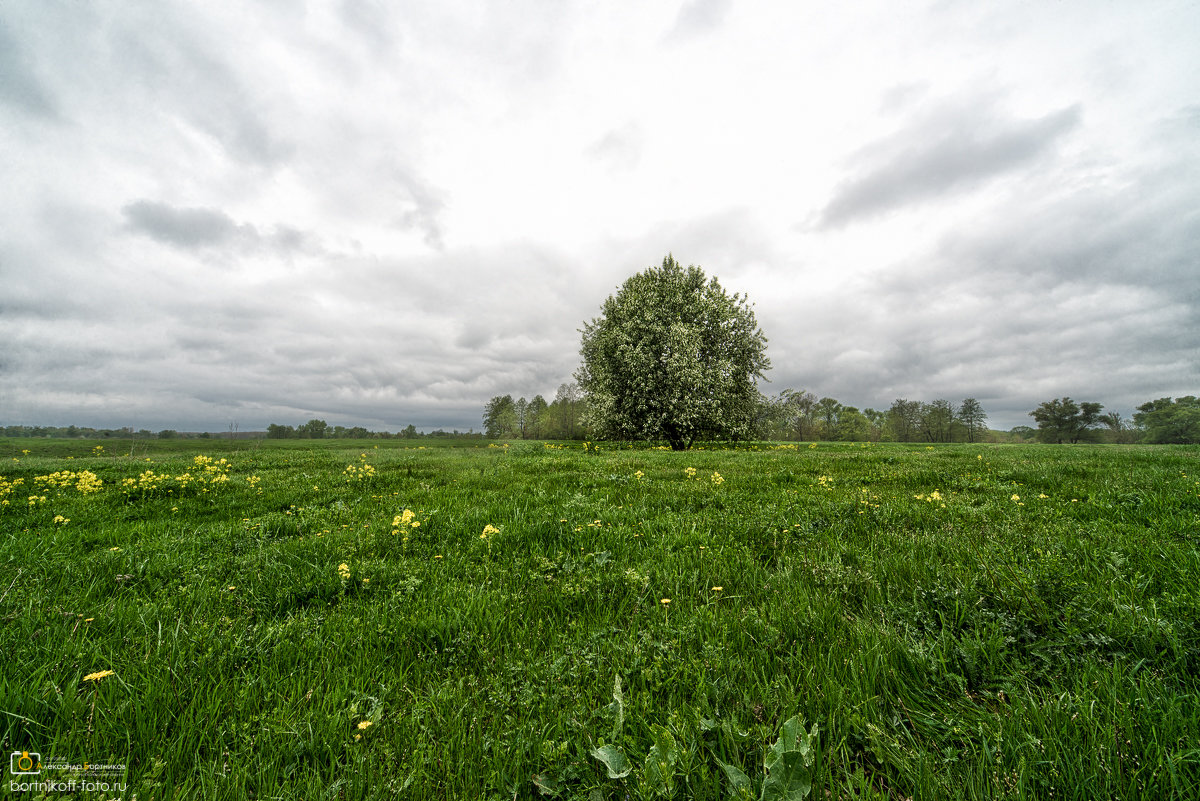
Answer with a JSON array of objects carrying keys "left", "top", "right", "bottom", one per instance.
[{"left": 1, "top": 440, "right": 1197, "bottom": 798}]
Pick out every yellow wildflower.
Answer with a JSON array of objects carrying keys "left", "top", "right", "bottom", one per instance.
[
  {"left": 481, "top": 524, "right": 500, "bottom": 539},
  {"left": 357, "top": 720, "right": 373, "bottom": 730},
  {"left": 83, "top": 670, "right": 114, "bottom": 682}
]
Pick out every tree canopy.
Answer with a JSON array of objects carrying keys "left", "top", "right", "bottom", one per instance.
[
  {"left": 575, "top": 255, "right": 769, "bottom": 450},
  {"left": 1134, "top": 396, "right": 1200, "bottom": 444},
  {"left": 1029, "top": 397, "right": 1103, "bottom": 443}
]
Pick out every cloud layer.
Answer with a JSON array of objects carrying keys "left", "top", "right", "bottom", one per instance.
[{"left": 2, "top": 1, "right": 1197, "bottom": 432}]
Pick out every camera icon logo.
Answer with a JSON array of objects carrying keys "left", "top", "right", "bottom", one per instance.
[{"left": 10, "top": 751, "right": 40, "bottom": 775}]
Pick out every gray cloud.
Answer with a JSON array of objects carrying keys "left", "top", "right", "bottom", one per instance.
[
  {"left": 0, "top": 20, "right": 58, "bottom": 118},
  {"left": 122, "top": 200, "right": 316, "bottom": 255},
  {"left": 666, "top": 0, "right": 734, "bottom": 42},
  {"left": 586, "top": 124, "right": 643, "bottom": 171},
  {"left": 817, "top": 99, "right": 1082, "bottom": 228},
  {"left": 123, "top": 201, "right": 241, "bottom": 248},
  {"left": 2, "top": 2, "right": 1197, "bottom": 435}
]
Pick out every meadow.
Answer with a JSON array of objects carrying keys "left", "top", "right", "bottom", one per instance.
[{"left": 1, "top": 437, "right": 1197, "bottom": 799}]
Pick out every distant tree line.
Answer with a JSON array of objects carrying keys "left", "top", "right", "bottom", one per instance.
[
  {"left": 264, "top": 419, "right": 482, "bottom": 440},
  {"left": 1023, "top": 396, "right": 1198, "bottom": 445},
  {"left": 754, "top": 392, "right": 990, "bottom": 443},
  {"left": 476, "top": 390, "right": 1199, "bottom": 445},
  {"left": 2, "top": 425, "right": 205, "bottom": 439},
  {"left": 481, "top": 384, "right": 587, "bottom": 440}
]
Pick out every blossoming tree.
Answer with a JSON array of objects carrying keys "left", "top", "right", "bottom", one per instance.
[{"left": 576, "top": 255, "right": 770, "bottom": 450}]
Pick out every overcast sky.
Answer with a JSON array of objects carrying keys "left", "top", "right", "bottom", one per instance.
[{"left": 2, "top": 1, "right": 1197, "bottom": 433}]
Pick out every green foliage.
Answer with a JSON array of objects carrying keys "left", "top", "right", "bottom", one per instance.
[
  {"left": 1030, "top": 397, "right": 1104, "bottom": 443},
  {"left": 1135, "top": 396, "right": 1200, "bottom": 444},
  {"left": 2, "top": 438, "right": 1198, "bottom": 798},
  {"left": 577, "top": 255, "right": 770, "bottom": 450}
]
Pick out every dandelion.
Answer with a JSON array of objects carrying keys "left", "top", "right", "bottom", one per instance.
[
  {"left": 1011, "top": 494, "right": 1020, "bottom": 502},
  {"left": 634, "top": 470, "right": 644, "bottom": 480},
  {"left": 357, "top": 720, "right": 373, "bottom": 730},
  {"left": 660, "top": 598, "right": 671, "bottom": 605},
  {"left": 684, "top": 467, "right": 697, "bottom": 479},
  {"left": 53, "top": 515, "right": 69, "bottom": 525},
  {"left": 337, "top": 563, "right": 351, "bottom": 580},
  {"left": 711, "top": 471, "right": 724, "bottom": 485},
  {"left": 83, "top": 670, "right": 114, "bottom": 682},
  {"left": 108, "top": 547, "right": 121, "bottom": 552},
  {"left": 481, "top": 524, "right": 500, "bottom": 540},
  {"left": 712, "top": 586, "right": 723, "bottom": 592}
]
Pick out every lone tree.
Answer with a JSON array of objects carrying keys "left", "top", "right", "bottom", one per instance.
[
  {"left": 576, "top": 255, "right": 770, "bottom": 450},
  {"left": 1029, "top": 397, "right": 1103, "bottom": 443}
]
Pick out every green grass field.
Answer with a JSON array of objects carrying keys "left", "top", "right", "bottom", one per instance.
[{"left": 2, "top": 438, "right": 1198, "bottom": 799}]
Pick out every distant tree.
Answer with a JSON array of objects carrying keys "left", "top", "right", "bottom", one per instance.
[
  {"left": 526, "top": 395, "right": 549, "bottom": 439},
  {"left": 514, "top": 397, "right": 530, "bottom": 438},
  {"left": 918, "top": 399, "right": 956, "bottom": 443},
  {"left": 547, "top": 383, "right": 585, "bottom": 439},
  {"left": 836, "top": 406, "right": 870, "bottom": 441},
  {"left": 400, "top": 424, "right": 419, "bottom": 439},
  {"left": 299, "top": 419, "right": 329, "bottom": 439},
  {"left": 862, "top": 408, "right": 886, "bottom": 442},
  {"left": 483, "top": 395, "right": 519, "bottom": 439},
  {"left": 1097, "top": 412, "right": 1138, "bottom": 444},
  {"left": 958, "top": 398, "right": 987, "bottom": 443},
  {"left": 887, "top": 399, "right": 923, "bottom": 442},
  {"left": 1134, "top": 396, "right": 1200, "bottom": 444},
  {"left": 576, "top": 255, "right": 769, "bottom": 450},
  {"left": 773, "top": 389, "right": 819, "bottom": 440},
  {"left": 158, "top": 429, "right": 178, "bottom": 439},
  {"left": 1009, "top": 425, "right": 1038, "bottom": 441},
  {"left": 1029, "top": 398, "right": 1103, "bottom": 443},
  {"left": 815, "top": 397, "right": 843, "bottom": 440},
  {"left": 266, "top": 424, "right": 295, "bottom": 439},
  {"left": 347, "top": 426, "right": 370, "bottom": 438}
]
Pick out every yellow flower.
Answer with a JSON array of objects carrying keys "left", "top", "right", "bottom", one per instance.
[
  {"left": 53, "top": 515, "right": 69, "bottom": 525},
  {"left": 634, "top": 470, "right": 644, "bottom": 480},
  {"left": 1011, "top": 494, "right": 1020, "bottom": 502},
  {"left": 660, "top": 598, "right": 671, "bottom": 605},
  {"left": 357, "top": 720, "right": 373, "bottom": 730},
  {"left": 684, "top": 467, "right": 697, "bottom": 478},
  {"left": 711, "top": 472, "right": 724, "bottom": 485},
  {"left": 337, "top": 563, "right": 351, "bottom": 580},
  {"left": 83, "top": 670, "right": 114, "bottom": 682},
  {"left": 481, "top": 524, "right": 500, "bottom": 539},
  {"left": 711, "top": 586, "right": 723, "bottom": 592}
]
